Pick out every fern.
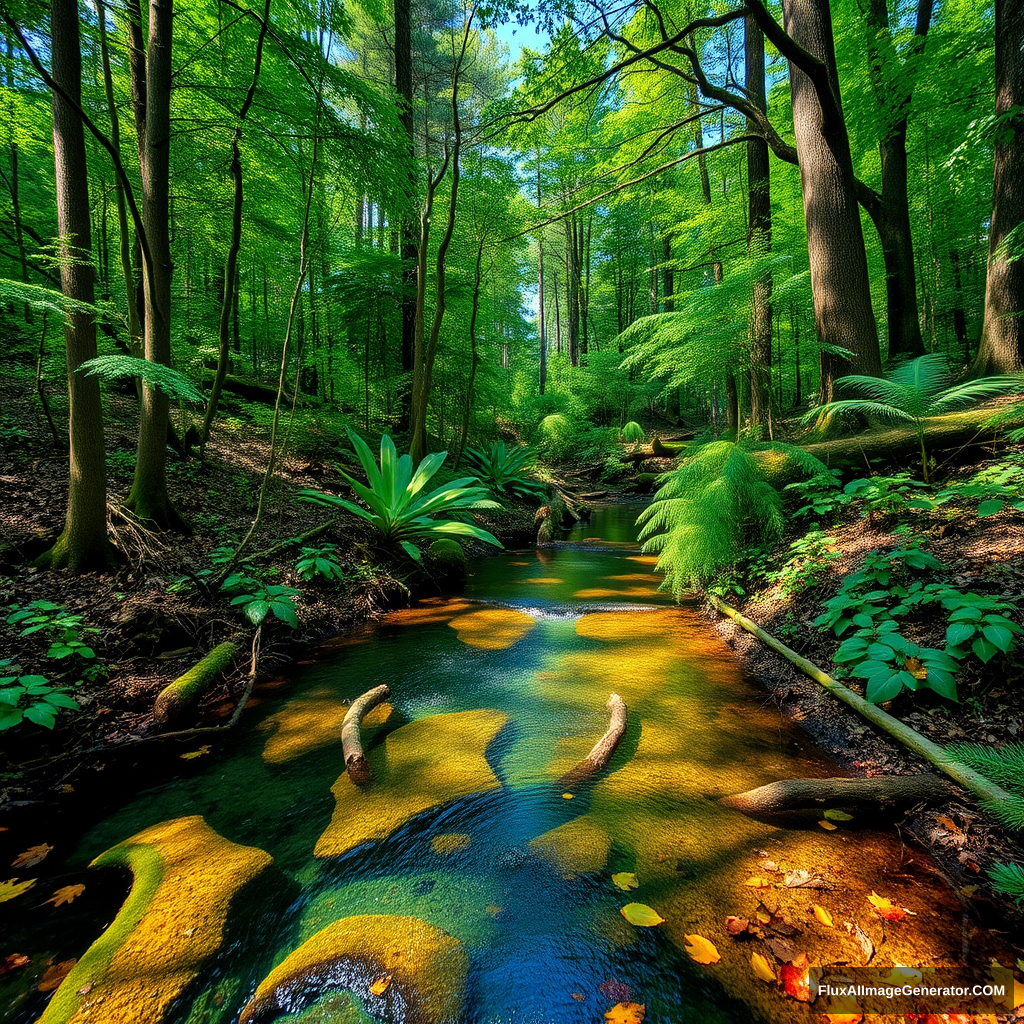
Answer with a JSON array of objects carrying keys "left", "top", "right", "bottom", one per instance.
[
  {"left": 637, "top": 440, "right": 827, "bottom": 596},
  {"left": 77, "top": 355, "right": 205, "bottom": 405},
  {"left": 988, "top": 862, "right": 1024, "bottom": 904}
]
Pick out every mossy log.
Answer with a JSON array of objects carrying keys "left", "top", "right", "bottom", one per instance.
[
  {"left": 202, "top": 373, "right": 282, "bottom": 404},
  {"left": 557, "top": 693, "right": 627, "bottom": 790},
  {"left": 800, "top": 407, "right": 1021, "bottom": 474},
  {"left": 721, "top": 775, "right": 952, "bottom": 815},
  {"left": 154, "top": 641, "right": 241, "bottom": 725},
  {"left": 342, "top": 684, "right": 392, "bottom": 786}
]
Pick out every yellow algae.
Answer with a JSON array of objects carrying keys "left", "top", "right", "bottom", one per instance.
[
  {"left": 38, "top": 817, "right": 272, "bottom": 1024},
  {"left": 431, "top": 833, "right": 471, "bottom": 856},
  {"left": 523, "top": 577, "right": 563, "bottom": 585},
  {"left": 573, "top": 586, "right": 659, "bottom": 600},
  {"left": 260, "top": 690, "right": 393, "bottom": 765},
  {"left": 606, "top": 573, "right": 662, "bottom": 582},
  {"left": 529, "top": 815, "right": 611, "bottom": 878},
  {"left": 315, "top": 710, "right": 507, "bottom": 858},
  {"left": 627, "top": 555, "right": 659, "bottom": 566},
  {"left": 447, "top": 608, "right": 535, "bottom": 650},
  {"left": 238, "top": 915, "right": 467, "bottom": 1024}
]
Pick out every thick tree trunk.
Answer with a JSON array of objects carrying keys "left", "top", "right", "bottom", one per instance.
[
  {"left": 974, "top": 0, "right": 1024, "bottom": 374},
  {"left": 538, "top": 235, "right": 547, "bottom": 394},
  {"left": 782, "top": 0, "right": 881, "bottom": 403},
  {"left": 40, "top": 0, "right": 111, "bottom": 571},
  {"left": 395, "top": 0, "right": 417, "bottom": 427}
]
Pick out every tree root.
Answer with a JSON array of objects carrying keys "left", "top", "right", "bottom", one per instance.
[
  {"left": 557, "top": 693, "right": 627, "bottom": 790},
  {"left": 721, "top": 775, "right": 953, "bottom": 816},
  {"left": 342, "top": 684, "right": 392, "bottom": 786}
]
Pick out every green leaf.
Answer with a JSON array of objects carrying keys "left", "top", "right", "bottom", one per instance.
[
  {"left": 982, "top": 623, "right": 1014, "bottom": 653},
  {"left": 865, "top": 671, "right": 905, "bottom": 704},
  {"left": 78, "top": 354, "right": 205, "bottom": 404},
  {"left": 0, "top": 706, "right": 24, "bottom": 729},
  {"left": 23, "top": 705, "right": 57, "bottom": 729},
  {"left": 972, "top": 636, "right": 1000, "bottom": 664},
  {"left": 977, "top": 499, "right": 1005, "bottom": 517},
  {"left": 946, "top": 622, "right": 976, "bottom": 647},
  {"left": 245, "top": 600, "right": 271, "bottom": 625}
]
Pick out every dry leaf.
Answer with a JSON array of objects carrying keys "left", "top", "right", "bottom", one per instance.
[
  {"left": 877, "top": 965, "right": 922, "bottom": 986},
  {"left": 180, "top": 745, "right": 211, "bottom": 760},
  {"left": 825, "top": 991, "right": 863, "bottom": 1024},
  {"left": 38, "top": 960, "right": 77, "bottom": 992},
  {"left": 0, "top": 878, "right": 36, "bottom": 903},
  {"left": 612, "top": 872, "right": 639, "bottom": 892},
  {"left": 724, "top": 915, "right": 751, "bottom": 936},
  {"left": 818, "top": 820, "right": 838, "bottom": 831},
  {"left": 744, "top": 876, "right": 772, "bottom": 889},
  {"left": 561, "top": 792, "right": 574, "bottom": 800},
  {"left": 11, "top": 845, "right": 52, "bottom": 869},
  {"left": 783, "top": 869, "right": 829, "bottom": 889},
  {"left": 757, "top": 859, "right": 779, "bottom": 872},
  {"left": 751, "top": 953, "right": 776, "bottom": 983},
  {"left": 935, "top": 814, "right": 962, "bottom": 834},
  {"left": 866, "top": 891, "right": 914, "bottom": 921},
  {"left": 620, "top": 903, "right": 665, "bottom": 927},
  {"left": 369, "top": 974, "right": 392, "bottom": 996},
  {"left": 44, "top": 884, "right": 85, "bottom": 908},
  {"left": 604, "top": 1003, "right": 645, "bottom": 1024},
  {"left": 0, "top": 954, "right": 29, "bottom": 974},
  {"left": 571, "top": 992, "right": 585, "bottom": 1002},
  {"left": 766, "top": 937, "right": 798, "bottom": 963},
  {"left": 812, "top": 904, "right": 834, "bottom": 927},
  {"left": 779, "top": 952, "right": 821, "bottom": 1003},
  {"left": 844, "top": 920, "right": 874, "bottom": 964},
  {"left": 683, "top": 935, "right": 720, "bottom": 965},
  {"left": 755, "top": 910, "right": 772, "bottom": 925},
  {"left": 988, "top": 959, "right": 1024, "bottom": 1011}
]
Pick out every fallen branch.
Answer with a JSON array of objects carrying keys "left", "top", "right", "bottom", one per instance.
[
  {"left": 710, "top": 596, "right": 1014, "bottom": 811},
  {"left": 154, "top": 641, "right": 242, "bottom": 725},
  {"left": 721, "top": 775, "right": 952, "bottom": 816},
  {"left": 341, "top": 683, "right": 392, "bottom": 785},
  {"left": 557, "top": 693, "right": 628, "bottom": 790}
]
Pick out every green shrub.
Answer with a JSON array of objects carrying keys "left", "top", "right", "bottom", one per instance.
[
  {"left": 620, "top": 421, "right": 645, "bottom": 444},
  {"left": 0, "top": 660, "right": 79, "bottom": 730},
  {"left": 535, "top": 413, "right": 578, "bottom": 462}
]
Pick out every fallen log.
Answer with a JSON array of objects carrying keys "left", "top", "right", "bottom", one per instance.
[
  {"left": 341, "top": 684, "right": 391, "bottom": 785},
  {"left": 577, "top": 490, "right": 609, "bottom": 500},
  {"left": 154, "top": 641, "right": 241, "bottom": 725},
  {"left": 721, "top": 775, "right": 952, "bottom": 816},
  {"left": 557, "top": 693, "right": 627, "bottom": 790}
]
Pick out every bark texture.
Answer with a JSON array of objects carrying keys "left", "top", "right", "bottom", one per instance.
[
  {"left": 557, "top": 693, "right": 628, "bottom": 790},
  {"left": 341, "top": 684, "right": 392, "bottom": 786},
  {"left": 721, "top": 775, "right": 951, "bottom": 815}
]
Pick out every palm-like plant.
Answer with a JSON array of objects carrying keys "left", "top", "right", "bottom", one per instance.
[
  {"left": 808, "top": 354, "right": 1022, "bottom": 482},
  {"left": 463, "top": 441, "right": 548, "bottom": 502},
  {"left": 300, "top": 432, "right": 502, "bottom": 561}
]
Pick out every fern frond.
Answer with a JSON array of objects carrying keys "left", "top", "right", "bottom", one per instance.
[
  {"left": 988, "top": 861, "right": 1024, "bottom": 902},
  {"left": 948, "top": 741, "right": 1024, "bottom": 794},
  {"left": 77, "top": 355, "right": 206, "bottom": 405}
]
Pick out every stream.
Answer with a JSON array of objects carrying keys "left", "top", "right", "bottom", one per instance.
[{"left": 1, "top": 504, "right": 1010, "bottom": 1024}]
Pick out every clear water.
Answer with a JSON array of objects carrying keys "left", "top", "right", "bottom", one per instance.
[{"left": 0, "top": 504, "right": 994, "bottom": 1024}]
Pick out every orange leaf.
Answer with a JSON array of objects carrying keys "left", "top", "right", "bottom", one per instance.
[
  {"left": 571, "top": 992, "right": 585, "bottom": 1002},
  {"left": 724, "top": 915, "right": 750, "bottom": 936},
  {"left": 0, "top": 954, "right": 29, "bottom": 974},
  {"left": 683, "top": 935, "right": 720, "bottom": 965},
  {"left": 866, "top": 891, "right": 914, "bottom": 921},
  {"left": 44, "top": 884, "right": 85, "bottom": 908},
  {"left": 604, "top": 1003, "right": 645, "bottom": 1024},
  {"left": 369, "top": 974, "right": 392, "bottom": 996},
  {"left": 779, "top": 953, "right": 821, "bottom": 1003},
  {"left": 38, "top": 960, "right": 77, "bottom": 992},
  {"left": 11, "top": 844, "right": 52, "bottom": 869},
  {"left": 812, "top": 904, "right": 833, "bottom": 927},
  {"left": 751, "top": 953, "right": 776, "bottom": 983},
  {"left": 818, "top": 820, "right": 838, "bottom": 831}
]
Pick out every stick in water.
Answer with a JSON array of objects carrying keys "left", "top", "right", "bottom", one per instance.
[
  {"left": 557, "top": 692, "right": 628, "bottom": 790},
  {"left": 341, "top": 684, "right": 392, "bottom": 786}
]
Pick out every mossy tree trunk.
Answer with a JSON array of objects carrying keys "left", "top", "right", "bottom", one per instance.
[{"left": 38, "top": 0, "right": 111, "bottom": 572}]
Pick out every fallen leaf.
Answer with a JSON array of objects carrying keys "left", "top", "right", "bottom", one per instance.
[
  {"left": 180, "top": 746, "right": 211, "bottom": 760},
  {"left": 757, "top": 859, "right": 779, "bottom": 872},
  {"left": 369, "top": 974, "right": 392, "bottom": 996},
  {"left": 935, "top": 814, "right": 962, "bottom": 834},
  {"left": 725, "top": 915, "right": 751, "bottom": 936},
  {"left": 604, "top": 1003, "right": 645, "bottom": 1024},
  {"left": 612, "top": 872, "right": 639, "bottom": 892},
  {"left": 844, "top": 920, "right": 874, "bottom": 964},
  {"left": 825, "top": 991, "right": 863, "bottom": 1024},
  {"left": 571, "top": 992, "right": 585, "bottom": 1002},
  {"left": 620, "top": 903, "right": 665, "bottom": 927},
  {"left": 751, "top": 952, "right": 776, "bottom": 983},
  {"left": 44, "top": 884, "right": 85, "bottom": 907},
  {"left": 485, "top": 904, "right": 502, "bottom": 917},
  {"left": 561, "top": 792, "right": 574, "bottom": 800},
  {"left": 818, "top": 820, "right": 838, "bottom": 831},
  {"left": 0, "top": 954, "right": 29, "bottom": 974},
  {"left": 866, "top": 891, "right": 915, "bottom": 922},
  {"left": 11, "top": 845, "right": 52, "bottom": 869},
  {"left": 744, "top": 876, "right": 772, "bottom": 889},
  {"left": 877, "top": 965, "right": 922, "bottom": 986},
  {"left": 989, "top": 959, "right": 1024, "bottom": 1011},
  {"left": 755, "top": 909, "right": 772, "bottom": 925},
  {"left": 766, "top": 937, "right": 798, "bottom": 963},
  {"left": 823, "top": 809, "right": 853, "bottom": 822},
  {"left": 783, "top": 869, "right": 830, "bottom": 889},
  {"left": 0, "top": 878, "right": 36, "bottom": 903},
  {"left": 779, "top": 953, "right": 821, "bottom": 1003},
  {"left": 38, "top": 960, "right": 77, "bottom": 992},
  {"left": 767, "top": 916, "right": 802, "bottom": 937},
  {"left": 812, "top": 904, "right": 834, "bottom": 927},
  {"left": 683, "top": 935, "right": 720, "bottom": 965}
]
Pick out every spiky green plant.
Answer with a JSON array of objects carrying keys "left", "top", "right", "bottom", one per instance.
[
  {"left": 463, "top": 441, "right": 548, "bottom": 502},
  {"left": 620, "top": 421, "right": 645, "bottom": 444},
  {"left": 300, "top": 432, "right": 501, "bottom": 562},
  {"left": 945, "top": 740, "right": 1024, "bottom": 902},
  {"left": 637, "top": 440, "right": 829, "bottom": 597},
  {"left": 806, "top": 354, "right": 1022, "bottom": 482}
]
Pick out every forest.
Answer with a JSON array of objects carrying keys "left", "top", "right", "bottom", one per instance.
[{"left": 0, "top": 0, "right": 1023, "bottom": 1019}]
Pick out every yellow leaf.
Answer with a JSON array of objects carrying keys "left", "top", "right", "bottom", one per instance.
[
  {"left": 180, "top": 745, "right": 211, "bottom": 760},
  {"left": 44, "top": 884, "right": 85, "bottom": 908},
  {"left": 751, "top": 953, "right": 776, "bottom": 983},
  {"left": 683, "top": 934, "right": 720, "bottom": 965},
  {"left": 11, "top": 844, "right": 52, "bottom": 868},
  {"left": 818, "top": 819, "right": 838, "bottom": 831},
  {"left": 0, "top": 878, "right": 36, "bottom": 903},
  {"left": 823, "top": 809, "right": 853, "bottom": 822},
  {"left": 562, "top": 792, "right": 574, "bottom": 800},
  {"left": 604, "top": 1003, "right": 645, "bottom": 1024},
  {"left": 866, "top": 891, "right": 914, "bottom": 921},
  {"left": 369, "top": 974, "right": 392, "bottom": 996},
  {"left": 612, "top": 872, "right": 639, "bottom": 892},
  {"left": 812, "top": 904, "right": 834, "bottom": 927},
  {"left": 38, "top": 960, "right": 77, "bottom": 992},
  {"left": 755, "top": 909, "right": 772, "bottom": 925},
  {"left": 620, "top": 902, "right": 665, "bottom": 927},
  {"left": 744, "top": 876, "right": 771, "bottom": 888},
  {"left": 989, "top": 959, "right": 1024, "bottom": 1010}
]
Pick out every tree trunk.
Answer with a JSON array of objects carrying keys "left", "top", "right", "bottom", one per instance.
[
  {"left": 746, "top": 16, "right": 773, "bottom": 432},
  {"left": 395, "top": 0, "right": 417, "bottom": 427},
  {"left": 782, "top": 0, "right": 881, "bottom": 403},
  {"left": 6, "top": 33, "right": 32, "bottom": 322},
  {"left": 538, "top": 235, "right": 547, "bottom": 394},
  {"left": 974, "top": 0, "right": 1024, "bottom": 374},
  {"left": 39, "top": 0, "right": 111, "bottom": 571}
]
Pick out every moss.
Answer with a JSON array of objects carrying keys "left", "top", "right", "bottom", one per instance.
[
  {"left": 38, "top": 816, "right": 272, "bottom": 1024},
  {"left": 238, "top": 915, "right": 468, "bottom": 1024},
  {"left": 425, "top": 540, "right": 467, "bottom": 587},
  {"left": 315, "top": 709, "right": 508, "bottom": 858},
  {"left": 529, "top": 815, "right": 611, "bottom": 879},
  {"left": 154, "top": 642, "right": 241, "bottom": 725},
  {"left": 430, "top": 833, "right": 471, "bottom": 856},
  {"left": 447, "top": 608, "right": 535, "bottom": 649}
]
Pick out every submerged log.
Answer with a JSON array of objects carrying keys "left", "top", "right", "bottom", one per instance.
[
  {"left": 557, "top": 693, "right": 628, "bottom": 790},
  {"left": 154, "top": 641, "right": 241, "bottom": 725},
  {"left": 341, "top": 684, "right": 391, "bottom": 786},
  {"left": 721, "top": 775, "right": 952, "bottom": 816}
]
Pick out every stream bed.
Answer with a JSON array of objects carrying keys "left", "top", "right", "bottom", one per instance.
[{"left": 1, "top": 504, "right": 1015, "bottom": 1024}]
